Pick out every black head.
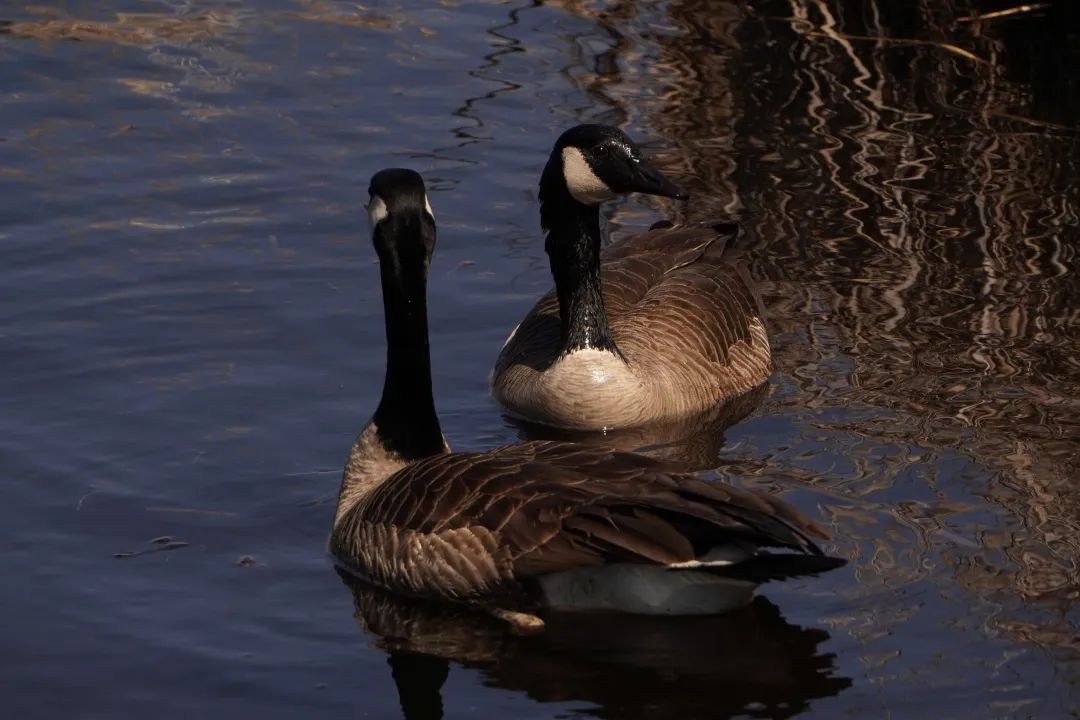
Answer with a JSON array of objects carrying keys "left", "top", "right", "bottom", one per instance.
[
  {"left": 367, "top": 168, "right": 436, "bottom": 271},
  {"left": 548, "top": 124, "right": 688, "bottom": 205}
]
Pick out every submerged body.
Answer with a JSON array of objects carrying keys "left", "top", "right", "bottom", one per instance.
[
  {"left": 493, "top": 222, "right": 772, "bottom": 430},
  {"left": 537, "top": 564, "right": 755, "bottom": 615}
]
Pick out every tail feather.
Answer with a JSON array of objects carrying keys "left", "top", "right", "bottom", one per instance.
[{"left": 700, "top": 553, "right": 847, "bottom": 584}]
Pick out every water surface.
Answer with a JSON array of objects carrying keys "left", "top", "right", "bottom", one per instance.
[{"left": 2, "top": 1, "right": 1078, "bottom": 718}]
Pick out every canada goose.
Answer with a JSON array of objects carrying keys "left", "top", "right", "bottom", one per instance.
[
  {"left": 332, "top": 168, "right": 843, "bottom": 633},
  {"left": 491, "top": 124, "right": 772, "bottom": 431}
]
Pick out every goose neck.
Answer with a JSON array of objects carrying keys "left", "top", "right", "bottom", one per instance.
[
  {"left": 338, "top": 242, "right": 448, "bottom": 525},
  {"left": 371, "top": 250, "right": 445, "bottom": 459},
  {"left": 540, "top": 182, "right": 620, "bottom": 357}
]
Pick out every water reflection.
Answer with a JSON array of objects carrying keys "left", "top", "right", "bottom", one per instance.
[
  {"left": 340, "top": 571, "right": 851, "bottom": 720},
  {"left": 550, "top": 0, "right": 1080, "bottom": 704},
  {"left": 0, "top": 10, "right": 243, "bottom": 45},
  {"left": 508, "top": 384, "right": 768, "bottom": 471},
  {"left": 638, "top": 0, "right": 1079, "bottom": 670},
  {"left": 4, "top": 0, "right": 1078, "bottom": 715}
]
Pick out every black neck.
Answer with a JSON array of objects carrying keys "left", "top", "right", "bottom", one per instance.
[
  {"left": 372, "top": 235, "right": 445, "bottom": 460},
  {"left": 539, "top": 164, "right": 620, "bottom": 356}
]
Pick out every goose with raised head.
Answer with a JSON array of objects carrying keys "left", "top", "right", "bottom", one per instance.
[
  {"left": 332, "top": 168, "right": 843, "bottom": 633},
  {"left": 491, "top": 124, "right": 772, "bottom": 431}
]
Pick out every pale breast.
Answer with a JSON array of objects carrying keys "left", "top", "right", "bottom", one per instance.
[
  {"left": 495, "top": 347, "right": 651, "bottom": 430},
  {"left": 494, "top": 324, "right": 770, "bottom": 431},
  {"left": 336, "top": 423, "right": 409, "bottom": 527}
]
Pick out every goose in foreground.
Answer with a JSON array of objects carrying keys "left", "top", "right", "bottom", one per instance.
[
  {"left": 332, "top": 168, "right": 844, "bottom": 633},
  {"left": 492, "top": 124, "right": 772, "bottom": 431}
]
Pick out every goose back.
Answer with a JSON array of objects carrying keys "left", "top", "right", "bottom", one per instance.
[{"left": 331, "top": 440, "right": 827, "bottom": 607}]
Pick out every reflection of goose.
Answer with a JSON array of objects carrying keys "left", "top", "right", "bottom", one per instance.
[
  {"left": 491, "top": 124, "right": 772, "bottom": 431},
  {"left": 339, "top": 570, "right": 852, "bottom": 720},
  {"left": 332, "top": 169, "right": 843, "bottom": 632}
]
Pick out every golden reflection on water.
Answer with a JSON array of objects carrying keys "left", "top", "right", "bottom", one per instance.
[
  {"left": 0, "top": 10, "right": 241, "bottom": 45},
  {"left": 631, "top": 0, "right": 1078, "bottom": 655},
  {"left": 544, "top": 0, "right": 1080, "bottom": 683}
]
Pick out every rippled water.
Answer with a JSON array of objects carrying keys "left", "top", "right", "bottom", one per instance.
[{"left": 2, "top": 1, "right": 1078, "bottom": 718}]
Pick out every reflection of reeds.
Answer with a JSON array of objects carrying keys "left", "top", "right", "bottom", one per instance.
[
  {"left": 0, "top": 2, "right": 399, "bottom": 45},
  {"left": 958, "top": 3, "right": 1051, "bottom": 23},
  {"left": 551, "top": 0, "right": 1080, "bottom": 662},
  {"left": 0, "top": 10, "right": 241, "bottom": 45},
  {"left": 280, "top": 0, "right": 395, "bottom": 30}
]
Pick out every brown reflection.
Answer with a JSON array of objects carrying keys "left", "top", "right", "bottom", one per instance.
[
  {"left": 281, "top": 1, "right": 395, "bottom": 30},
  {"left": 339, "top": 570, "right": 851, "bottom": 720},
  {"left": 507, "top": 384, "right": 768, "bottom": 471},
  {"left": 0, "top": 9, "right": 241, "bottom": 45},
  {"left": 607, "top": 0, "right": 1080, "bottom": 663}
]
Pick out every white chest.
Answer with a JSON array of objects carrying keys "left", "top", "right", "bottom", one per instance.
[{"left": 529, "top": 349, "right": 646, "bottom": 429}]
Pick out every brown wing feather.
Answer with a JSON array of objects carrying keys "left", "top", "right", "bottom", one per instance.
[
  {"left": 597, "top": 223, "right": 731, "bottom": 313},
  {"left": 610, "top": 224, "right": 763, "bottom": 365},
  {"left": 333, "top": 441, "right": 828, "bottom": 601}
]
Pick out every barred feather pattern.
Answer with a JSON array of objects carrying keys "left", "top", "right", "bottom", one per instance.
[
  {"left": 330, "top": 440, "right": 828, "bottom": 603},
  {"left": 493, "top": 223, "right": 773, "bottom": 430}
]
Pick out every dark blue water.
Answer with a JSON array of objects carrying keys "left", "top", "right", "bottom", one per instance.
[{"left": 2, "top": 1, "right": 1078, "bottom": 718}]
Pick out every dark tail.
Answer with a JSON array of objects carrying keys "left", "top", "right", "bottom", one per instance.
[{"left": 707, "top": 553, "right": 847, "bottom": 584}]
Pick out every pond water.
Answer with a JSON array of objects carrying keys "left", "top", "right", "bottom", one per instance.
[{"left": 2, "top": 1, "right": 1078, "bottom": 718}]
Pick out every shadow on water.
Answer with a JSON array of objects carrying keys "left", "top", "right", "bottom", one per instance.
[{"left": 339, "top": 571, "right": 852, "bottom": 720}]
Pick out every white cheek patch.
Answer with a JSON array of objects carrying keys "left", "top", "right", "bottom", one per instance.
[
  {"left": 561, "top": 147, "right": 615, "bottom": 205},
  {"left": 368, "top": 195, "right": 388, "bottom": 228},
  {"left": 424, "top": 194, "right": 435, "bottom": 221}
]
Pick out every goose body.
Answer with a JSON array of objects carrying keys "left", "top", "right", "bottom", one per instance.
[
  {"left": 494, "top": 221, "right": 771, "bottom": 430},
  {"left": 334, "top": 436, "right": 839, "bottom": 618},
  {"left": 491, "top": 125, "right": 772, "bottom": 431},
  {"left": 332, "top": 168, "right": 842, "bottom": 630}
]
